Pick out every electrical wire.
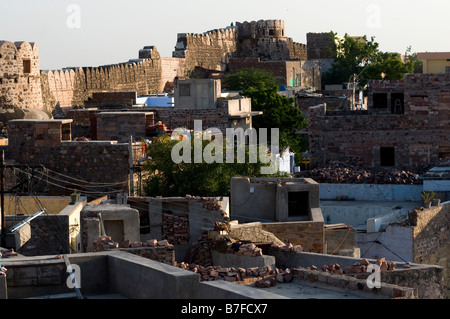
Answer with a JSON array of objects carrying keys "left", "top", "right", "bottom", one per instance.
[
  {"left": 13, "top": 167, "right": 127, "bottom": 196},
  {"left": 41, "top": 165, "right": 130, "bottom": 187}
]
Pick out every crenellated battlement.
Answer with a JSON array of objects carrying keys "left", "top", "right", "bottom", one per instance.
[
  {"left": 236, "top": 19, "right": 286, "bottom": 39},
  {"left": 0, "top": 40, "right": 43, "bottom": 113},
  {"left": 3, "top": 19, "right": 313, "bottom": 117}
]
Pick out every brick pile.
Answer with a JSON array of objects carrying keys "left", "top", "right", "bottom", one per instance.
[
  {"left": 269, "top": 243, "right": 304, "bottom": 253},
  {"left": 225, "top": 243, "right": 263, "bottom": 257},
  {"left": 162, "top": 213, "right": 189, "bottom": 245},
  {"left": 307, "top": 257, "right": 398, "bottom": 275},
  {"left": 94, "top": 236, "right": 172, "bottom": 251},
  {"left": 297, "top": 157, "right": 422, "bottom": 185},
  {"left": 185, "top": 195, "right": 229, "bottom": 221},
  {"left": 184, "top": 232, "right": 214, "bottom": 266},
  {"left": 175, "top": 261, "right": 294, "bottom": 286}
]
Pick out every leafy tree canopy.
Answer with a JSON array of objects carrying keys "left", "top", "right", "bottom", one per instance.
[
  {"left": 223, "top": 68, "right": 308, "bottom": 159},
  {"left": 322, "top": 32, "right": 417, "bottom": 90},
  {"left": 143, "top": 135, "right": 286, "bottom": 197}
]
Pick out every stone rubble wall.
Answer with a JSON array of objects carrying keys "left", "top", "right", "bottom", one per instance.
[
  {"left": 308, "top": 74, "right": 450, "bottom": 169},
  {"left": 0, "top": 41, "right": 43, "bottom": 111},
  {"left": 173, "top": 27, "right": 237, "bottom": 72},
  {"left": 410, "top": 204, "right": 450, "bottom": 298}
]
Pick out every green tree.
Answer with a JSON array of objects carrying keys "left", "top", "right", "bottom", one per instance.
[
  {"left": 222, "top": 68, "right": 280, "bottom": 92},
  {"left": 322, "top": 33, "right": 415, "bottom": 90},
  {"left": 405, "top": 46, "right": 423, "bottom": 74},
  {"left": 322, "top": 33, "right": 379, "bottom": 87},
  {"left": 361, "top": 51, "right": 414, "bottom": 85},
  {"left": 223, "top": 68, "right": 308, "bottom": 160},
  {"left": 143, "top": 135, "right": 283, "bottom": 197}
]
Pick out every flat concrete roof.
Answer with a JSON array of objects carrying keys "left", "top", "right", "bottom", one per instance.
[{"left": 252, "top": 279, "right": 366, "bottom": 299}]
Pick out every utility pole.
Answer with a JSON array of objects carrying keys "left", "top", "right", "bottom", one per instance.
[
  {"left": 352, "top": 74, "right": 357, "bottom": 110},
  {"left": 129, "top": 135, "right": 134, "bottom": 197},
  {"left": 1, "top": 150, "right": 5, "bottom": 248}
]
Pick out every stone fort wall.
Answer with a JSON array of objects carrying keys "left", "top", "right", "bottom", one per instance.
[
  {"left": 5, "top": 20, "right": 314, "bottom": 113},
  {"left": 172, "top": 26, "right": 238, "bottom": 72},
  {"left": 40, "top": 48, "right": 166, "bottom": 109},
  {"left": 235, "top": 20, "right": 307, "bottom": 61},
  {"left": 0, "top": 41, "right": 43, "bottom": 111}
]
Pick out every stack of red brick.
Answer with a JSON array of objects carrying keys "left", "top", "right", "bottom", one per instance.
[
  {"left": 185, "top": 195, "right": 229, "bottom": 221},
  {"left": 269, "top": 243, "right": 304, "bottom": 253},
  {"left": 162, "top": 213, "right": 190, "bottom": 245},
  {"left": 307, "top": 257, "right": 398, "bottom": 275},
  {"left": 225, "top": 243, "right": 263, "bottom": 257},
  {"left": 94, "top": 236, "right": 172, "bottom": 252},
  {"left": 175, "top": 262, "right": 294, "bottom": 286}
]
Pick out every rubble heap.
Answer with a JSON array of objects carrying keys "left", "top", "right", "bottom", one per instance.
[
  {"left": 94, "top": 235, "right": 119, "bottom": 251},
  {"left": 225, "top": 243, "right": 263, "bottom": 257},
  {"left": 93, "top": 236, "right": 172, "bottom": 251},
  {"left": 175, "top": 262, "right": 294, "bottom": 287},
  {"left": 307, "top": 257, "right": 399, "bottom": 275},
  {"left": 269, "top": 243, "right": 303, "bottom": 253},
  {"left": 185, "top": 195, "right": 230, "bottom": 221},
  {"left": 184, "top": 232, "right": 215, "bottom": 266},
  {"left": 297, "top": 157, "right": 422, "bottom": 185},
  {"left": 162, "top": 213, "right": 190, "bottom": 245}
]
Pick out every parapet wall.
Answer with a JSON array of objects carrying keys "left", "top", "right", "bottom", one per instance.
[
  {"left": 41, "top": 49, "right": 166, "bottom": 110},
  {"left": 151, "top": 105, "right": 229, "bottom": 134},
  {"left": 7, "top": 120, "right": 130, "bottom": 195},
  {"left": 173, "top": 27, "right": 237, "bottom": 72},
  {"left": 411, "top": 204, "right": 450, "bottom": 298}
]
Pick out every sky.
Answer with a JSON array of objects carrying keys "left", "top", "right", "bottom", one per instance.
[{"left": 1, "top": 0, "right": 449, "bottom": 70}]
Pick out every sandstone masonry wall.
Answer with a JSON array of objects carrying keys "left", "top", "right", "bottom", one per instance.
[
  {"left": 41, "top": 48, "right": 165, "bottom": 110},
  {"left": 261, "top": 221, "right": 324, "bottom": 254},
  {"left": 173, "top": 27, "right": 237, "bottom": 72},
  {"left": 235, "top": 20, "right": 307, "bottom": 61},
  {"left": 7, "top": 121, "right": 130, "bottom": 196},
  {"left": 0, "top": 41, "right": 43, "bottom": 110},
  {"left": 410, "top": 204, "right": 450, "bottom": 298},
  {"left": 306, "top": 32, "right": 337, "bottom": 60},
  {"left": 308, "top": 74, "right": 450, "bottom": 169}
]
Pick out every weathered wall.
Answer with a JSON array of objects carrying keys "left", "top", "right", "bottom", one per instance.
[
  {"left": 147, "top": 197, "right": 229, "bottom": 246},
  {"left": 7, "top": 120, "right": 130, "bottom": 196},
  {"left": 410, "top": 204, "right": 450, "bottom": 298},
  {"left": 41, "top": 47, "right": 165, "bottom": 110},
  {"left": 308, "top": 74, "right": 450, "bottom": 169},
  {"left": 296, "top": 96, "right": 350, "bottom": 116},
  {"left": 96, "top": 111, "right": 154, "bottom": 143},
  {"left": 0, "top": 41, "right": 43, "bottom": 111},
  {"left": 235, "top": 20, "right": 307, "bottom": 61},
  {"left": 306, "top": 32, "right": 337, "bottom": 60},
  {"left": 173, "top": 27, "right": 237, "bottom": 72},
  {"left": 229, "top": 57, "right": 302, "bottom": 87},
  {"left": 150, "top": 105, "right": 230, "bottom": 133},
  {"left": 261, "top": 222, "right": 324, "bottom": 253},
  {"left": 160, "top": 57, "right": 185, "bottom": 92}
]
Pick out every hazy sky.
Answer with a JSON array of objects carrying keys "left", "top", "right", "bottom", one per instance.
[{"left": 1, "top": 0, "right": 449, "bottom": 70}]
